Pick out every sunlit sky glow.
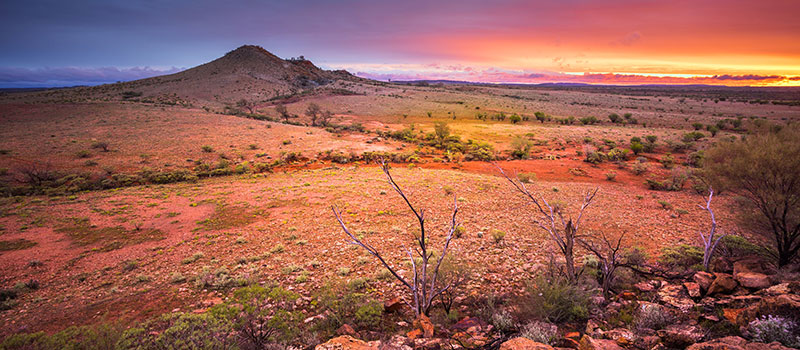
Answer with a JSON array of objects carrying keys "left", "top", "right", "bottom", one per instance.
[{"left": 1, "top": 0, "right": 799, "bottom": 87}]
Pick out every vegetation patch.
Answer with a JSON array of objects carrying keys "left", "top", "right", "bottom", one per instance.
[
  {"left": 0, "top": 238, "right": 37, "bottom": 251},
  {"left": 196, "top": 203, "right": 263, "bottom": 231},
  {"left": 56, "top": 217, "right": 165, "bottom": 252}
]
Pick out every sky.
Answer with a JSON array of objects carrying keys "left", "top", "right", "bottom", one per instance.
[{"left": 1, "top": 0, "right": 799, "bottom": 87}]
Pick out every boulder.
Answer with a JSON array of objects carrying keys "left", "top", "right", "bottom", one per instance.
[
  {"left": 656, "top": 324, "right": 705, "bottom": 349},
  {"left": 336, "top": 324, "right": 358, "bottom": 337},
  {"left": 694, "top": 271, "right": 715, "bottom": 292},
  {"left": 602, "top": 328, "right": 635, "bottom": 346},
  {"left": 686, "top": 336, "right": 796, "bottom": 350},
  {"left": 578, "top": 335, "right": 623, "bottom": 350},
  {"left": 412, "top": 314, "right": 434, "bottom": 338},
  {"left": 315, "top": 336, "right": 379, "bottom": 350},
  {"left": 499, "top": 337, "right": 554, "bottom": 350},
  {"left": 708, "top": 273, "right": 738, "bottom": 295},
  {"left": 685, "top": 282, "right": 702, "bottom": 298},
  {"left": 735, "top": 272, "right": 772, "bottom": 289},
  {"left": 736, "top": 294, "right": 800, "bottom": 327},
  {"left": 686, "top": 336, "right": 747, "bottom": 350},
  {"left": 733, "top": 257, "right": 772, "bottom": 276},
  {"left": 658, "top": 283, "right": 696, "bottom": 311},
  {"left": 384, "top": 298, "right": 404, "bottom": 313}
]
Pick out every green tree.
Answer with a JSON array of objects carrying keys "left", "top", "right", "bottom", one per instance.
[{"left": 705, "top": 126, "right": 800, "bottom": 266}]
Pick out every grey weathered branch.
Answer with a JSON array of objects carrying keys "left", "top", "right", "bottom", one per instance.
[
  {"left": 497, "top": 164, "right": 598, "bottom": 281},
  {"left": 698, "top": 187, "right": 726, "bottom": 271},
  {"left": 332, "top": 160, "right": 459, "bottom": 316}
]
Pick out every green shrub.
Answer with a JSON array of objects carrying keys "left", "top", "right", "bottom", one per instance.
[
  {"left": 523, "top": 273, "right": 591, "bottom": 323},
  {"left": 630, "top": 142, "right": 644, "bottom": 155},
  {"left": 686, "top": 151, "right": 705, "bottom": 168},
  {"left": 517, "top": 172, "right": 536, "bottom": 183},
  {"left": 660, "top": 153, "right": 675, "bottom": 169},
  {"left": 659, "top": 244, "right": 703, "bottom": 272},
  {"left": 717, "top": 235, "right": 771, "bottom": 259},
  {"left": 491, "top": 229, "right": 506, "bottom": 244},
  {"left": 201, "top": 145, "right": 214, "bottom": 153}
]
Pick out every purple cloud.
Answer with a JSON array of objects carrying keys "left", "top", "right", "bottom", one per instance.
[{"left": 0, "top": 66, "right": 183, "bottom": 87}]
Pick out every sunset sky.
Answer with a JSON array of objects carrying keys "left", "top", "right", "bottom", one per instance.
[{"left": 1, "top": 0, "right": 799, "bottom": 87}]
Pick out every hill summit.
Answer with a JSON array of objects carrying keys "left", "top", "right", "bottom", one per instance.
[{"left": 16, "top": 45, "right": 360, "bottom": 106}]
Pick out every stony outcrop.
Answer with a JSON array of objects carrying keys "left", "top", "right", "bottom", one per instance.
[{"left": 499, "top": 337, "right": 555, "bottom": 350}]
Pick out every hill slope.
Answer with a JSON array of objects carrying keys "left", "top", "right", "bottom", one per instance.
[{"left": 1, "top": 45, "right": 360, "bottom": 107}]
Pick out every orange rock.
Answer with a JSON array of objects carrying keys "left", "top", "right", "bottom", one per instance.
[
  {"left": 412, "top": 314, "right": 434, "bottom": 338},
  {"left": 499, "top": 337, "right": 554, "bottom": 350},
  {"left": 314, "top": 336, "right": 378, "bottom": 350},
  {"left": 565, "top": 331, "right": 581, "bottom": 339},
  {"left": 723, "top": 308, "right": 742, "bottom": 324},
  {"left": 407, "top": 328, "right": 423, "bottom": 340}
]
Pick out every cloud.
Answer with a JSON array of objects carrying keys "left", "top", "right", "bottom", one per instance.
[
  {"left": 711, "top": 74, "right": 782, "bottom": 81},
  {"left": 613, "top": 31, "right": 642, "bottom": 46},
  {"left": 0, "top": 66, "right": 183, "bottom": 87},
  {"left": 349, "top": 63, "right": 792, "bottom": 86}
]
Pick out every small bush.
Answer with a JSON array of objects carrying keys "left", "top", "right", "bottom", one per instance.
[
  {"left": 605, "top": 171, "right": 617, "bottom": 181},
  {"left": 747, "top": 315, "right": 800, "bottom": 348},
  {"left": 523, "top": 273, "right": 591, "bottom": 323},
  {"left": 632, "top": 162, "right": 648, "bottom": 175},
  {"left": 635, "top": 303, "right": 672, "bottom": 331},
  {"left": 717, "top": 235, "right": 771, "bottom": 259},
  {"left": 520, "top": 321, "right": 558, "bottom": 345},
  {"left": 660, "top": 153, "right": 675, "bottom": 169},
  {"left": 518, "top": 172, "right": 536, "bottom": 183},
  {"left": 490, "top": 309, "right": 515, "bottom": 333},
  {"left": 491, "top": 229, "right": 506, "bottom": 244},
  {"left": 201, "top": 145, "right": 214, "bottom": 153},
  {"left": 659, "top": 244, "right": 703, "bottom": 273}
]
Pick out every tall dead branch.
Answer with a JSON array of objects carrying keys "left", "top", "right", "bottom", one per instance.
[
  {"left": 698, "top": 187, "right": 726, "bottom": 271},
  {"left": 497, "top": 165, "right": 598, "bottom": 281},
  {"left": 332, "top": 161, "right": 459, "bottom": 317},
  {"left": 579, "top": 232, "right": 625, "bottom": 301}
]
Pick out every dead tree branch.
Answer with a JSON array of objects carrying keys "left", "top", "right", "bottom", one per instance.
[
  {"left": 333, "top": 160, "right": 459, "bottom": 317},
  {"left": 497, "top": 164, "right": 598, "bottom": 281},
  {"left": 698, "top": 187, "right": 726, "bottom": 271}
]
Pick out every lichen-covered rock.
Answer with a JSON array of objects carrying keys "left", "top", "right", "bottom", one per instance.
[
  {"left": 578, "top": 335, "right": 624, "bottom": 350},
  {"left": 656, "top": 324, "right": 705, "bottom": 349},
  {"left": 315, "top": 336, "right": 379, "bottom": 350},
  {"left": 708, "top": 273, "right": 738, "bottom": 295},
  {"left": 735, "top": 272, "right": 772, "bottom": 289},
  {"left": 694, "top": 271, "right": 715, "bottom": 292},
  {"left": 499, "top": 337, "right": 554, "bottom": 350}
]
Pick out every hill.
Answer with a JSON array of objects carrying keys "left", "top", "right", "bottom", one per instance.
[{"left": 0, "top": 45, "right": 361, "bottom": 107}]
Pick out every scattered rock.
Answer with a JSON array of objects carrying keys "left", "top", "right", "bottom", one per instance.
[
  {"left": 411, "top": 314, "right": 434, "bottom": 338},
  {"left": 733, "top": 257, "right": 772, "bottom": 276},
  {"left": 578, "top": 335, "right": 623, "bottom": 350},
  {"left": 735, "top": 294, "right": 800, "bottom": 327},
  {"left": 315, "top": 336, "right": 378, "bottom": 350},
  {"left": 658, "top": 283, "right": 696, "bottom": 310},
  {"left": 384, "top": 298, "right": 404, "bottom": 313},
  {"left": 499, "top": 337, "right": 554, "bottom": 350},
  {"left": 735, "top": 272, "right": 772, "bottom": 289},
  {"left": 685, "top": 282, "right": 702, "bottom": 298},
  {"left": 336, "top": 324, "right": 358, "bottom": 337},
  {"left": 707, "top": 273, "right": 738, "bottom": 296},
  {"left": 694, "top": 271, "right": 715, "bottom": 292},
  {"left": 686, "top": 335, "right": 795, "bottom": 350},
  {"left": 602, "top": 328, "right": 635, "bottom": 345},
  {"left": 656, "top": 324, "right": 705, "bottom": 349},
  {"left": 635, "top": 281, "right": 656, "bottom": 293}
]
